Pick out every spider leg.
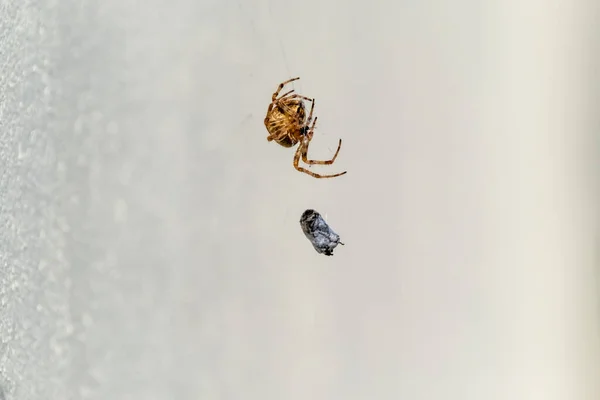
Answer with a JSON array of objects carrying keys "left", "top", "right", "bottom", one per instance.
[
  {"left": 305, "top": 98, "right": 315, "bottom": 125},
  {"left": 302, "top": 138, "right": 344, "bottom": 165},
  {"left": 278, "top": 89, "right": 295, "bottom": 99},
  {"left": 275, "top": 94, "right": 312, "bottom": 108},
  {"left": 301, "top": 117, "right": 344, "bottom": 166},
  {"left": 272, "top": 77, "right": 300, "bottom": 102},
  {"left": 283, "top": 93, "right": 312, "bottom": 102},
  {"left": 276, "top": 95, "right": 313, "bottom": 119},
  {"left": 293, "top": 142, "right": 347, "bottom": 179}
]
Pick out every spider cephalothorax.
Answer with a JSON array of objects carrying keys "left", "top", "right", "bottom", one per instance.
[{"left": 264, "top": 77, "right": 346, "bottom": 179}]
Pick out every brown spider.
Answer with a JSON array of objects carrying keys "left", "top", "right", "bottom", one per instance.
[{"left": 264, "top": 77, "right": 347, "bottom": 179}]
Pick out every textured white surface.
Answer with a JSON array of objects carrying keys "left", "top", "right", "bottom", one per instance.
[{"left": 0, "top": 0, "right": 599, "bottom": 399}]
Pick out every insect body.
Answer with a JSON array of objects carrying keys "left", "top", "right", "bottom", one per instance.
[
  {"left": 300, "top": 209, "right": 344, "bottom": 256},
  {"left": 264, "top": 77, "right": 347, "bottom": 179}
]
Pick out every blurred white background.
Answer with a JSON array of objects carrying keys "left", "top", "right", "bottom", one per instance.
[{"left": 0, "top": 0, "right": 598, "bottom": 399}]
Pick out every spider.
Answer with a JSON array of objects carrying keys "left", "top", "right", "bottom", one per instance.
[{"left": 264, "top": 77, "right": 347, "bottom": 179}]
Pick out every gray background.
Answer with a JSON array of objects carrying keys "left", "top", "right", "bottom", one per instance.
[{"left": 0, "top": 0, "right": 599, "bottom": 399}]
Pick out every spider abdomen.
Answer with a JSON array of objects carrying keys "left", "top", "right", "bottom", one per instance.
[
  {"left": 264, "top": 100, "right": 306, "bottom": 148},
  {"left": 273, "top": 134, "right": 298, "bottom": 148}
]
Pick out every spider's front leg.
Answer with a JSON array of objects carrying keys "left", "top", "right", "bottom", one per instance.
[
  {"left": 277, "top": 94, "right": 313, "bottom": 118},
  {"left": 272, "top": 77, "right": 300, "bottom": 102}
]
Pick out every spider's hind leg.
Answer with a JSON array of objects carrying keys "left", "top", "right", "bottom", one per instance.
[
  {"left": 300, "top": 117, "right": 344, "bottom": 166},
  {"left": 293, "top": 142, "right": 347, "bottom": 179},
  {"left": 302, "top": 138, "right": 344, "bottom": 166}
]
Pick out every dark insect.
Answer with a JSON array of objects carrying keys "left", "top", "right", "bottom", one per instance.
[{"left": 300, "top": 209, "right": 344, "bottom": 256}]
